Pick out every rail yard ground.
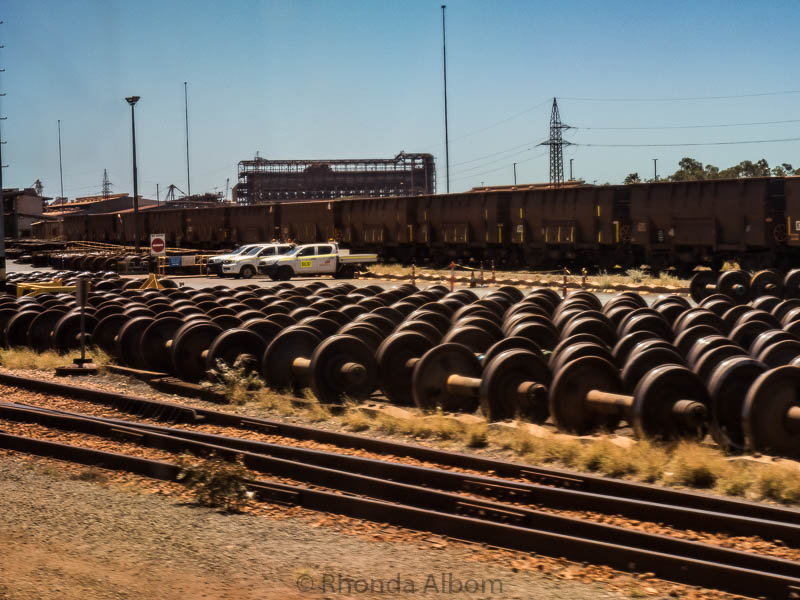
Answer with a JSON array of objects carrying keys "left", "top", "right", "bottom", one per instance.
[
  {"left": 0, "top": 367, "right": 787, "bottom": 600},
  {"left": 0, "top": 453, "right": 655, "bottom": 600},
  {"left": 3, "top": 260, "right": 800, "bottom": 600},
  {"left": 10, "top": 258, "right": 691, "bottom": 298}
]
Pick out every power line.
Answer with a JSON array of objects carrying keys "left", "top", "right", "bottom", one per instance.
[
  {"left": 448, "top": 144, "right": 537, "bottom": 176},
  {"left": 578, "top": 118, "right": 800, "bottom": 131},
  {"left": 421, "top": 97, "right": 551, "bottom": 151},
  {"left": 560, "top": 90, "right": 800, "bottom": 102},
  {"left": 575, "top": 136, "right": 800, "bottom": 148},
  {"left": 449, "top": 141, "right": 535, "bottom": 168},
  {"left": 450, "top": 151, "right": 547, "bottom": 183}
]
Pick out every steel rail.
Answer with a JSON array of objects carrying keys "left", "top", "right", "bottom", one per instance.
[
  {"left": 1, "top": 371, "right": 798, "bottom": 527},
  {"left": 8, "top": 399, "right": 800, "bottom": 545},
  {"left": 2, "top": 401, "right": 800, "bottom": 581},
  {"left": 0, "top": 427, "right": 798, "bottom": 599}
]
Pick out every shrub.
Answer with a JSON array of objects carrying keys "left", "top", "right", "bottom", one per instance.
[
  {"left": 176, "top": 453, "right": 249, "bottom": 511},
  {"left": 209, "top": 358, "right": 264, "bottom": 405},
  {"left": 625, "top": 269, "right": 645, "bottom": 283}
]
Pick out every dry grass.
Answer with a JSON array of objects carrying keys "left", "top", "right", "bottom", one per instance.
[
  {"left": 756, "top": 464, "right": 800, "bottom": 504},
  {"left": 148, "top": 375, "right": 800, "bottom": 507},
  {"left": 721, "top": 261, "right": 742, "bottom": 271},
  {"left": 0, "top": 346, "right": 111, "bottom": 373},
  {"left": 595, "top": 270, "right": 614, "bottom": 290},
  {"left": 70, "top": 467, "right": 109, "bottom": 484},
  {"left": 665, "top": 442, "right": 727, "bottom": 488},
  {"left": 256, "top": 386, "right": 800, "bottom": 505},
  {"left": 369, "top": 263, "right": 689, "bottom": 289},
  {"left": 716, "top": 464, "right": 755, "bottom": 497},
  {"left": 465, "top": 424, "right": 489, "bottom": 448},
  {"left": 373, "top": 413, "right": 464, "bottom": 441},
  {"left": 657, "top": 270, "right": 683, "bottom": 287},
  {"left": 342, "top": 408, "right": 372, "bottom": 432},
  {"left": 252, "top": 388, "right": 295, "bottom": 416},
  {"left": 626, "top": 441, "right": 669, "bottom": 483},
  {"left": 578, "top": 440, "right": 638, "bottom": 478},
  {"left": 624, "top": 268, "right": 646, "bottom": 283},
  {"left": 305, "top": 401, "right": 331, "bottom": 423}
]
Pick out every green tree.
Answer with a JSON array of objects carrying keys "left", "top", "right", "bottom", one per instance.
[
  {"left": 735, "top": 159, "right": 771, "bottom": 177},
  {"left": 670, "top": 157, "right": 705, "bottom": 181},
  {"left": 773, "top": 163, "right": 795, "bottom": 176},
  {"left": 667, "top": 157, "right": 787, "bottom": 181},
  {"left": 624, "top": 172, "right": 641, "bottom": 184}
]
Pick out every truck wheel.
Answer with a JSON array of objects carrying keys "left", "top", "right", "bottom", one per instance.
[
  {"left": 240, "top": 265, "right": 255, "bottom": 279},
  {"left": 277, "top": 266, "right": 293, "bottom": 281},
  {"left": 335, "top": 265, "right": 355, "bottom": 279}
]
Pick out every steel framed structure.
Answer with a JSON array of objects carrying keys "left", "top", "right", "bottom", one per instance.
[{"left": 236, "top": 152, "right": 435, "bottom": 205}]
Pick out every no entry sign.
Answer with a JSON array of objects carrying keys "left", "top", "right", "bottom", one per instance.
[{"left": 150, "top": 234, "right": 166, "bottom": 256}]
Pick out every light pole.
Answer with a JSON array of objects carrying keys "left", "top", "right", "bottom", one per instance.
[
  {"left": 57, "top": 120, "right": 64, "bottom": 200},
  {"left": 441, "top": 5, "right": 450, "bottom": 194},
  {"left": 184, "top": 82, "right": 190, "bottom": 197},
  {"left": 513, "top": 162, "right": 517, "bottom": 185},
  {"left": 653, "top": 158, "right": 658, "bottom": 181},
  {"left": 569, "top": 158, "right": 574, "bottom": 181},
  {"left": 0, "top": 21, "right": 6, "bottom": 285},
  {"left": 126, "top": 96, "right": 140, "bottom": 253}
]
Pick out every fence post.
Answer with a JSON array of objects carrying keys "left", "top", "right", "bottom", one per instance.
[
  {"left": 449, "top": 261, "right": 455, "bottom": 292},
  {"left": 411, "top": 259, "right": 416, "bottom": 287},
  {"left": 480, "top": 261, "right": 485, "bottom": 286},
  {"left": 562, "top": 270, "right": 568, "bottom": 298},
  {"left": 491, "top": 260, "right": 496, "bottom": 284}
]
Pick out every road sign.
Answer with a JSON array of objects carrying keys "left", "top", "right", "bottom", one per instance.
[{"left": 150, "top": 234, "right": 166, "bottom": 256}]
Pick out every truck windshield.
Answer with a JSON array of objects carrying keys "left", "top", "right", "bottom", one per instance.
[
  {"left": 282, "top": 247, "right": 302, "bottom": 256},
  {"left": 244, "top": 246, "right": 264, "bottom": 256}
]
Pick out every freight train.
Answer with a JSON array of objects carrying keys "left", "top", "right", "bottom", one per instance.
[{"left": 60, "top": 176, "right": 800, "bottom": 273}]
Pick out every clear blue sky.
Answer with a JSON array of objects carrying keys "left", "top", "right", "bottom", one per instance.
[{"left": 2, "top": 0, "right": 798, "bottom": 199}]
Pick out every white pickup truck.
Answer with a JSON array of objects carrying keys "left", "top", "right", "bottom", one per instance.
[
  {"left": 258, "top": 242, "right": 377, "bottom": 281},
  {"left": 220, "top": 242, "right": 294, "bottom": 278}
]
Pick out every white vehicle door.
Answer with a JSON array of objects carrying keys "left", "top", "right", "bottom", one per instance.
[
  {"left": 314, "top": 244, "right": 336, "bottom": 273},
  {"left": 257, "top": 246, "right": 277, "bottom": 261},
  {"left": 294, "top": 246, "right": 317, "bottom": 273}
]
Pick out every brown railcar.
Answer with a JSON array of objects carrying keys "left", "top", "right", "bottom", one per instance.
[
  {"left": 280, "top": 200, "right": 339, "bottom": 243},
  {"left": 340, "top": 196, "right": 418, "bottom": 261},
  {"left": 146, "top": 209, "right": 186, "bottom": 247},
  {"left": 630, "top": 178, "right": 784, "bottom": 270},
  {"left": 510, "top": 185, "right": 628, "bottom": 268},
  {"left": 182, "top": 207, "right": 228, "bottom": 247},
  {"left": 227, "top": 205, "right": 278, "bottom": 244},
  {"left": 86, "top": 213, "right": 119, "bottom": 244}
]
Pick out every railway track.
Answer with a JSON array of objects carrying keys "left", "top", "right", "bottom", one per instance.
[
  {"left": 1, "top": 374, "right": 800, "bottom": 598},
  {"left": 6, "top": 271, "right": 800, "bottom": 459}
]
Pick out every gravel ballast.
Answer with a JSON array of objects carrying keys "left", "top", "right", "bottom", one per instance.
[{"left": 0, "top": 454, "right": 633, "bottom": 600}]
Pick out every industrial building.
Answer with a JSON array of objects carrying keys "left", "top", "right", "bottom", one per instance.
[
  {"left": 234, "top": 152, "right": 435, "bottom": 205},
  {"left": 44, "top": 193, "right": 158, "bottom": 216},
  {"left": 3, "top": 188, "right": 47, "bottom": 238}
]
